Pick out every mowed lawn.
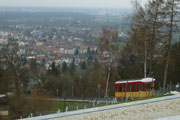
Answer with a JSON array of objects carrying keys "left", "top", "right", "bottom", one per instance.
[{"left": 54, "top": 101, "right": 90, "bottom": 112}]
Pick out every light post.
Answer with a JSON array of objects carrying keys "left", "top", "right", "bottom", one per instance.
[
  {"left": 72, "top": 86, "right": 74, "bottom": 98},
  {"left": 63, "top": 91, "right": 66, "bottom": 112},
  {"left": 56, "top": 89, "right": 59, "bottom": 98}
]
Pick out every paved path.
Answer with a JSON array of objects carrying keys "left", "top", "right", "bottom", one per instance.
[
  {"left": 21, "top": 95, "right": 180, "bottom": 120},
  {"left": 58, "top": 98, "right": 180, "bottom": 120}
]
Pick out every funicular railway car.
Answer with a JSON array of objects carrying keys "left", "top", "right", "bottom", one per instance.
[{"left": 115, "top": 78, "right": 155, "bottom": 100}]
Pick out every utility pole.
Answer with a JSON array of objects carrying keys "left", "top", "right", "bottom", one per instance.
[
  {"left": 144, "top": 29, "right": 147, "bottom": 78},
  {"left": 56, "top": 89, "right": 59, "bottom": 98},
  {"left": 63, "top": 90, "right": 66, "bottom": 112},
  {"left": 95, "top": 84, "right": 101, "bottom": 106},
  {"left": 72, "top": 86, "right": 74, "bottom": 98},
  {"left": 98, "top": 84, "right": 101, "bottom": 99}
]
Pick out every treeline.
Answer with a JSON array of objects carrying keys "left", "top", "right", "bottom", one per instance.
[
  {"left": 0, "top": 38, "right": 54, "bottom": 119},
  {"left": 127, "top": 0, "right": 180, "bottom": 89},
  {"left": 0, "top": 37, "right": 180, "bottom": 119}
]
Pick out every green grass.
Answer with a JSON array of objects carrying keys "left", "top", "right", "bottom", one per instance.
[
  {"left": 115, "top": 43, "right": 126, "bottom": 49},
  {"left": 95, "top": 94, "right": 174, "bottom": 108},
  {"left": 51, "top": 94, "right": 174, "bottom": 112},
  {"left": 115, "top": 94, "right": 174, "bottom": 104},
  {"left": 53, "top": 101, "right": 89, "bottom": 112}
]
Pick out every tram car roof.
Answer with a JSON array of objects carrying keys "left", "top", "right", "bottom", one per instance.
[
  {"left": 115, "top": 77, "right": 155, "bottom": 84},
  {"left": 0, "top": 94, "right": 6, "bottom": 98}
]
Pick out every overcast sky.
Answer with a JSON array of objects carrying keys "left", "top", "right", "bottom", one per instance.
[{"left": 0, "top": 0, "right": 147, "bottom": 8}]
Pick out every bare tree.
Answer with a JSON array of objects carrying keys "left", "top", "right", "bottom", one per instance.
[
  {"left": 163, "top": 0, "right": 180, "bottom": 90},
  {"left": 129, "top": 0, "right": 180, "bottom": 89},
  {"left": 129, "top": 0, "right": 164, "bottom": 78},
  {"left": 97, "top": 27, "right": 119, "bottom": 97},
  {"left": 0, "top": 38, "right": 24, "bottom": 95}
]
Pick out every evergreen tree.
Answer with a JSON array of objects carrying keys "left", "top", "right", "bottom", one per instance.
[
  {"left": 49, "top": 62, "right": 59, "bottom": 76},
  {"left": 69, "top": 59, "right": 76, "bottom": 75},
  {"left": 168, "top": 42, "right": 180, "bottom": 84},
  {"left": 74, "top": 48, "right": 79, "bottom": 55},
  {"left": 87, "top": 55, "right": 93, "bottom": 65},
  {"left": 62, "top": 61, "right": 68, "bottom": 74},
  {"left": 87, "top": 47, "right": 91, "bottom": 54},
  {"left": 80, "top": 61, "right": 86, "bottom": 70}
]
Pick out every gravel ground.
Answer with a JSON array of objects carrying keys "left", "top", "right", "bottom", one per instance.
[
  {"left": 156, "top": 115, "right": 180, "bottom": 120},
  {"left": 55, "top": 98, "right": 180, "bottom": 120}
]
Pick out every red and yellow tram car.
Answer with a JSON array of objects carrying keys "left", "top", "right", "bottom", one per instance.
[{"left": 115, "top": 78, "right": 155, "bottom": 99}]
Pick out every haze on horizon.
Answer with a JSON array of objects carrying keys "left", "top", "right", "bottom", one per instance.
[{"left": 0, "top": 0, "right": 146, "bottom": 9}]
